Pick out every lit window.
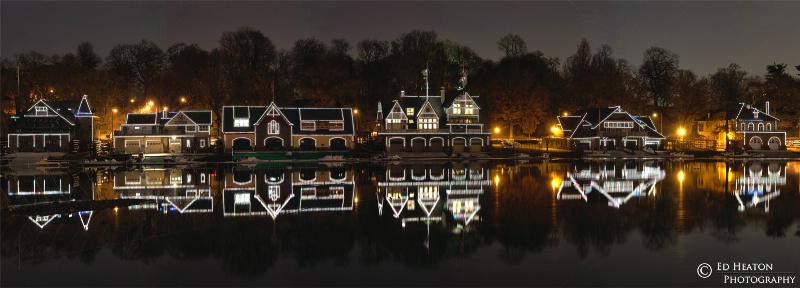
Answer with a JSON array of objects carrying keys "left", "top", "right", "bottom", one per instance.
[
  {"left": 301, "top": 121, "right": 315, "bottom": 131},
  {"left": 268, "top": 120, "right": 280, "bottom": 134},
  {"left": 330, "top": 121, "right": 344, "bottom": 131},
  {"left": 234, "top": 193, "right": 250, "bottom": 205},
  {"left": 406, "top": 108, "right": 415, "bottom": 116},
  {"left": 234, "top": 118, "right": 248, "bottom": 127}
]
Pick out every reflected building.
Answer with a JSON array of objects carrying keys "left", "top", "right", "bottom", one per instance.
[
  {"left": 556, "top": 161, "right": 665, "bottom": 208},
  {"left": 5, "top": 167, "right": 95, "bottom": 229},
  {"left": 222, "top": 166, "right": 354, "bottom": 218},
  {"left": 377, "top": 162, "right": 493, "bottom": 226},
  {"left": 113, "top": 167, "right": 213, "bottom": 213},
  {"left": 734, "top": 162, "right": 786, "bottom": 212}
]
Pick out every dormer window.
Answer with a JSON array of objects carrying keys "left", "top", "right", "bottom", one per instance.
[
  {"left": 35, "top": 106, "right": 48, "bottom": 116},
  {"left": 406, "top": 108, "right": 415, "bottom": 116},
  {"left": 234, "top": 118, "right": 249, "bottom": 127},
  {"left": 753, "top": 111, "right": 759, "bottom": 118}
]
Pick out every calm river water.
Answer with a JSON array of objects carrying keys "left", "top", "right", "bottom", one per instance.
[{"left": 2, "top": 160, "right": 799, "bottom": 287}]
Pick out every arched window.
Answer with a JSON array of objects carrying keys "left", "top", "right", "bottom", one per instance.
[
  {"left": 268, "top": 120, "right": 279, "bottom": 134},
  {"left": 766, "top": 123, "right": 772, "bottom": 131},
  {"left": 758, "top": 123, "right": 764, "bottom": 131},
  {"left": 748, "top": 123, "right": 754, "bottom": 131}
]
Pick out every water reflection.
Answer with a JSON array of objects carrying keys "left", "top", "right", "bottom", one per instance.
[
  {"left": 222, "top": 166, "right": 354, "bottom": 218},
  {"left": 557, "top": 161, "right": 665, "bottom": 208},
  {"left": 113, "top": 167, "right": 213, "bottom": 213},
  {"left": 5, "top": 167, "right": 95, "bottom": 230},
  {"left": 1, "top": 161, "right": 798, "bottom": 286}
]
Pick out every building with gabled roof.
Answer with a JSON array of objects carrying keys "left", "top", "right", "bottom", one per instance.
[
  {"left": 221, "top": 102, "right": 354, "bottom": 153},
  {"left": 557, "top": 106, "right": 664, "bottom": 151},
  {"left": 376, "top": 87, "right": 491, "bottom": 153},
  {"left": 7, "top": 95, "right": 95, "bottom": 153},
  {"left": 733, "top": 102, "right": 785, "bottom": 150},
  {"left": 113, "top": 109, "right": 212, "bottom": 154}
]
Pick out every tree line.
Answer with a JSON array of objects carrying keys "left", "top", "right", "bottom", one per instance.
[{"left": 2, "top": 27, "right": 800, "bottom": 139}]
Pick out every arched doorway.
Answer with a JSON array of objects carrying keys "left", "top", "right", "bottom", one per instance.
[
  {"left": 265, "top": 137, "right": 283, "bottom": 151},
  {"left": 411, "top": 138, "right": 426, "bottom": 152},
  {"left": 232, "top": 138, "right": 252, "bottom": 151},
  {"left": 429, "top": 138, "right": 444, "bottom": 152},
  {"left": 330, "top": 138, "right": 347, "bottom": 150},
  {"left": 299, "top": 138, "right": 316, "bottom": 151},
  {"left": 749, "top": 136, "right": 763, "bottom": 150},
  {"left": 452, "top": 138, "right": 466, "bottom": 153},
  {"left": 768, "top": 137, "right": 781, "bottom": 150},
  {"left": 469, "top": 138, "right": 483, "bottom": 152},
  {"left": 388, "top": 137, "right": 404, "bottom": 153}
]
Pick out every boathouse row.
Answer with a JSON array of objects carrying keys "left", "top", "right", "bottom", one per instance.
[
  {"left": 694, "top": 102, "right": 786, "bottom": 150},
  {"left": 376, "top": 89, "right": 492, "bottom": 153},
  {"left": 7, "top": 95, "right": 96, "bottom": 153},
  {"left": 557, "top": 106, "right": 665, "bottom": 151},
  {"left": 221, "top": 103, "right": 355, "bottom": 153},
  {"left": 113, "top": 110, "right": 213, "bottom": 154}
]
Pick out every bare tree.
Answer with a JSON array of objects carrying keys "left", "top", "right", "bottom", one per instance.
[
  {"left": 638, "top": 47, "right": 679, "bottom": 110},
  {"left": 497, "top": 34, "right": 528, "bottom": 58}
]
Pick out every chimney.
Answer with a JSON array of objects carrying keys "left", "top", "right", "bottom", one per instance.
[
  {"left": 400, "top": 90, "right": 405, "bottom": 97},
  {"left": 766, "top": 101, "right": 770, "bottom": 114},
  {"left": 441, "top": 87, "right": 445, "bottom": 103}
]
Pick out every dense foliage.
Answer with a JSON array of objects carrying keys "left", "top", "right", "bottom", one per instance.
[{"left": 2, "top": 28, "right": 800, "bottom": 139}]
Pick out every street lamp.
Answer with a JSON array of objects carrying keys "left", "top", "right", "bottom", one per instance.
[
  {"left": 678, "top": 127, "right": 686, "bottom": 140},
  {"left": 652, "top": 113, "right": 662, "bottom": 133},
  {"left": 111, "top": 108, "right": 118, "bottom": 141},
  {"left": 353, "top": 109, "right": 360, "bottom": 142}
]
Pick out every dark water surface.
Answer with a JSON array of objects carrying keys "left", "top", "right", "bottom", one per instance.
[{"left": 2, "top": 160, "right": 799, "bottom": 287}]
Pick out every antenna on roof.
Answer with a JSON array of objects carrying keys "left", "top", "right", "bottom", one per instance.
[
  {"left": 458, "top": 63, "right": 467, "bottom": 90},
  {"left": 422, "top": 64, "right": 429, "bottom": 100}
]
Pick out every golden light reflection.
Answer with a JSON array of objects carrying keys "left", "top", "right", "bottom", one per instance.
[
  {"left": 551, "top": 176, "right": 561, "bottom": 190},
  {"left": 494, "top": 175, "right": 500, "bottom": 186},
  {"left": 678, "top": 170, "right": 685, "bottom": 184}
]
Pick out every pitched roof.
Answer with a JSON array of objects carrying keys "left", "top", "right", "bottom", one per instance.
[
  {"left": 298, "top": 108, "right": 344, "bottom": 121},
  {"left": 222, "top": 106, "right": 267, "bottom": 133},
  {"left": 182, "top": 111, "right": 213, "bottom": 125},
  {"left": 735, "top": 103, "right": 779, "bottom": 121},
  {"left": 125, "top": 113, "right": 157, "bottom": 125},
  {"left": 562, "top": 106, "right": 665, "bottom": 139}
]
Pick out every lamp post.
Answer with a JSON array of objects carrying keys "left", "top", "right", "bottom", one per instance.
[
  {"left": 652, "top": 113, "right": 662, "bottom": 133},
  {"left": 353, "top": 109, "right": 360, "bottom": 143},
  {"left": 112, "top": 108, "right": 118, "bottom": 137}
]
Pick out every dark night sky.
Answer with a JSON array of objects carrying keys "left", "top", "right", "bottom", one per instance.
[{"left": 2, "top": 1, "right": 798, "bottom": 76}]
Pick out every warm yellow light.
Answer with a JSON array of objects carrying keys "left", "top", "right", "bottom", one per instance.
[
  {"left": 551, "top": 176, "right": 561, "bottom": 190},
  {"left": 551, "top": 126, "right": 560, "bottom": 134},
  {"left": 678, "top": 171, "right": 685, "bottom": 184},
  {"left": 494, "top": 127, "right": 500, "bottom": 134},
  {"left": 354, "top": 109, "right": 359, "bottom": 115},
  {"left": 180, "top": 97, "right": 186, "bottom": 103},
  {"left": 112, "top": 108, "right": 118, "bottom": 113},
  {"left": 678, "top": 128, "right": 686, "bottom": 137},
  {"left": 563, "top": 112, "right": 568, "bottom": 116},
  {"left": 494, "top": 175, "right": 500, "bottom": 185},
  {"left": 148, "top": 101, "right": 154, "bottom": 106},
  {"left": 354, "top": 197, "right": 359, "bottom": 203},
  {"left": 130, "top": 99, "right": 135, "bottom": 103},
  {"left": 49, "top": 89, "right": 54, "bottom": 93},
  {"left": 163, "top": 107, "right": 168, "bottom": 111},
  {"left": 652, "top": 113, "right": 658, "bottom": 118}
]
